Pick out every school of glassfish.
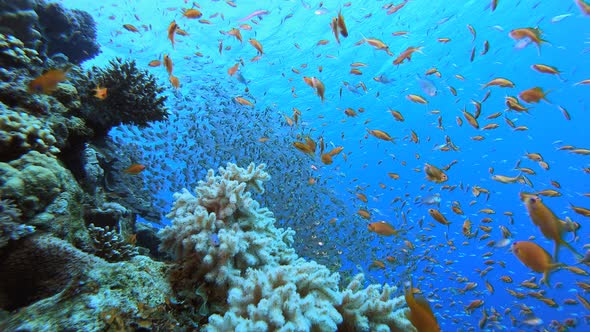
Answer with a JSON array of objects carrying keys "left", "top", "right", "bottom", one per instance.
[{"left": 32, "top": 0, "right": 590, "bottom": 330}]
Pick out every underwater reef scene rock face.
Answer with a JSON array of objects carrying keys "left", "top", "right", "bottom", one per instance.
[
  {"left": 0, "top": 235, "right": 173, "bottom": 331},
  {"left": 0, "top": 0, "right": 100, "bottom": 64},
  {"left": 159, "top": 163, "right": 412, "bottom": 331}
]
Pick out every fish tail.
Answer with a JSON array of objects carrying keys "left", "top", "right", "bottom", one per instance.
[
  {"left": 560, "top": 238, "right": 583, "bottom": 259},
  {"left": 541, "top": 270, "right": 551, "bottom": 287}
]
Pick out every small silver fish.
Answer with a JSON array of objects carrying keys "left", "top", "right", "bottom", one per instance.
[
  {"left": 417, "top": 75, "right": 437, "bottom": 97},
  {"left": 417, "top": 193, "right": 441, "bottom": 207}
]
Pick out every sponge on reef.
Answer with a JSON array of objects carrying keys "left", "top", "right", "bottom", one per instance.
[{"left": 159, "top": 163, "right": 412, "bottom": 331}]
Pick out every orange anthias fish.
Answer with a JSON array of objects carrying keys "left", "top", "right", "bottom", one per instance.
[
  {"left": 520, "top": 192, "right": 581, "bottom": 260},
  {"left": 511, "top": 241, "right": 561, "bottom": 286},
  {"left": 228, "top": 28, "right": 243, "bottom": 43},
  {"left": 518, "top": 87, "right": 550, "bottom": 103},
  {"left": 424, "top": 163, "right": 448, "bottom": 183},
  {"left": 303, "top": 76, "right": 325, "bottom": 102},
  {"left": 28, "top": 68, "right": 70, "bottom": 94},
  {"left": 163, "top": 54, "right": 173, "bottom": 76},
  {"left": 182, "top": 8, "right": 203, "bottom": 19},
  {"left": 124, "top": 164, "right": 146, "bottom": 175},
  {"left": 169, "top": 75, "right": 180, "bottom": 89},
  {"left": 168, "top": 20, "right": 179, "bottom": 48},
  {"left": 509, "top": 27, "right": 548, "bottom": 54},
  {"left": 234, "top": 96, "right": 254, "bottom": 108},
  {"left": 405, "top": 280, "right": 441, "bottom": 332},
  {"left": 368, "top": 221, "right": 400, "bottom": 237},
  {"left": 123, "top": 24, "right": 140, "bottom": 33},
  {"left": 393, "top": 46, "right": 423, "bottom": 65},
  {"left": 249, "top": 38, "right": 264, "bottom": 54},
  {"left": 94, "top": 85, "right": 107, "bottom": 100}
]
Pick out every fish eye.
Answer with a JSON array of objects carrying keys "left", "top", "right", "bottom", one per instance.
[{"left": 529, "top": 198, "right": 536, "bottom": 203}]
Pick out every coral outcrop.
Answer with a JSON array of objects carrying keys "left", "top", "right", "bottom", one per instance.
[
  {"left": 78, "top": 58, "right": 168, "bottom": 137},
  {"left": 0, "top": 235, "right": 174, "bottom": 331},
  {"left": 0, "top": 0, "right": 100, "bottom": 64},
  {"left": 159, "top": 162, "right": 412, "bottom": 331}
]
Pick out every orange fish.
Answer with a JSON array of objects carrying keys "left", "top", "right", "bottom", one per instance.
[
  {"left": 169, "top": 75, "right": 180, "bottom": 89},
  {"left": 28, "top": 68, "right": 70, "bottom": 94},
  {"left": 518, "top": 87, "right": 550, "bottom": 103},
  {"left": 520, "top": 193, "right": 581, "bottom": 260},
  {"left": 511, "top": 241, "right": 560, "bottom": 286},
  {"left": 337, "top": 10, "right": 348, "bottom": 37},
  {"left": 368, "top": 221, "right": 400, "bottom": 237},
  {"left": 124, "top": 164, "right": 146, "bottom": 175},
  {"left": 182, "top": 8, "right": 202, "bottom": 19},
  {"left": 228, "top": 28, "right": 243, "bottom": 43},
  {"left": 393, "top": 46, "right": 423, "bottom": 65},
  {"left": 424, "top": 163, "right": 448, "bottom": 183},
  {"left": 509, "top": 27, "right": 547, "bottom": 54},
  {"left": 148, "top": 60, "right": 161, "bottom": 67},
  {"left": 249, "top": 38, "right": 264, "bottom": 54},
  {"left": 168, "top": 20, "right": 179, "bottom": 48},
  {"left": 303, "top": 76, "right": 325, "bottom": 102},
  {"left": 234, "top": 96, "right": 254, "bottom": 108},
  {"left": 228, "top": 63, "right": 239, "bottom": 76},
  {"left": 405, "top": 280, "right": 441, "bottom": 331},
  {"left": 163, "top": 54, "right": 173, "bottom": 76},
  {"left": 94, "top": 85, "right": 107, "bottom": 100},
  {"left": 123, "top": 24, "right": 140, "bottom": 33}
]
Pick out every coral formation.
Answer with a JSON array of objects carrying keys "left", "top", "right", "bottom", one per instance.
[
  {"left": 0, "top": 0, "right": 100, "bottom": 64},
  {"left": 159, "top": 163, "right": 411, "bottom": 330},
  {"left": 0, "top": 235, "right": 174, "bottom": 331},
  {"left": 78, "top": 58, "right": 168, "bottom": 137},
  {"left": 0, "top": 198, "right": 35, "bottom": 249},
  {"left": 0, "top": 103, "right": 59, "bottom": 161},
  {"left": 35, "top": 1, "right": 100, "bottom": 64},
  {"left": 87, "top": 223, "right": 138, "bottom": 262}
]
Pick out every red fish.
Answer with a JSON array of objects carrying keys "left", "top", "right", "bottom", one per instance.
[
  {"left": 124, "top": 164, "right": 146, "bottom": 175},
  {"left": 28, "top": 68, "right": 70, "bottom": 94}
]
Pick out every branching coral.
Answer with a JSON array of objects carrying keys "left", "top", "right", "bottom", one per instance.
[
  {"left": 87, "top": 223, "right": 137, "bottom": 262},
  {"left": 159, "top": 163, "right": 412, "bottom": 330},
  {"left": 78, "top": 58, "right": 168, "bottom": 137}
]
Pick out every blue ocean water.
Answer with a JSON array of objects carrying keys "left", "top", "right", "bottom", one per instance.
[{"left": 58, "top": 0, "right": 589, "bottom": 330}]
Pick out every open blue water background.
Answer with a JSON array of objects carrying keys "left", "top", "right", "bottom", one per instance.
[{"left": 58, "top": 0, "right": 589, "bottom": 330}]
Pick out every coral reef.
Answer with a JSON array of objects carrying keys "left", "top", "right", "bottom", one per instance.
[
  {"left": 0, "top": 0, "right": 100, "bottom": 64},
  {"left": 0, "top": 198, "right": 35, "bottom": 249},
  {"left": 159, "top": 163, "right": 411, "bottom": 330},
  {"left": 87, "top": 223, "right": 138, "bottom": 262},
  {"left": 0, "top": 235, "right": 175, "bottom": 331},
  {"left": 0, "top": 104, "right": 59, "bottom": 161},
  {"left": 78, "top": 58, "right": 168, "bottom": 137},
  {"left": 35, "top": 1, "right": 100, "bottom": 64}
]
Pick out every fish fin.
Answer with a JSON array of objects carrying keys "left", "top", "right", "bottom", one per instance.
[{"left": 560, "top": 238, "right": 583, "bottom": 259}]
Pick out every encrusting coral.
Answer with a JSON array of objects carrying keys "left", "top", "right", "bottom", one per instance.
[{"left": 159, "top": 162, "right": 413, "bottom": 331}]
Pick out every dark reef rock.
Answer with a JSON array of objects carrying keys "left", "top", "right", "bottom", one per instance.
[
  {"left": 35, "top": 2, "right": 100, "bottom": 64},
  {"left": 0, "top": 235, "right": 174, "bottom": 332},
  {"left": 0, "top": 0, "right": 100, "bottom": 64},
  {"left": 77, "top": 58, "right": 168, "bottom": 138}
]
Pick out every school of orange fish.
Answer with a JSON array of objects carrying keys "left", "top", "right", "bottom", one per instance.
[{"left": 34, "top": 0, "right": 590, "bottom": 330}]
